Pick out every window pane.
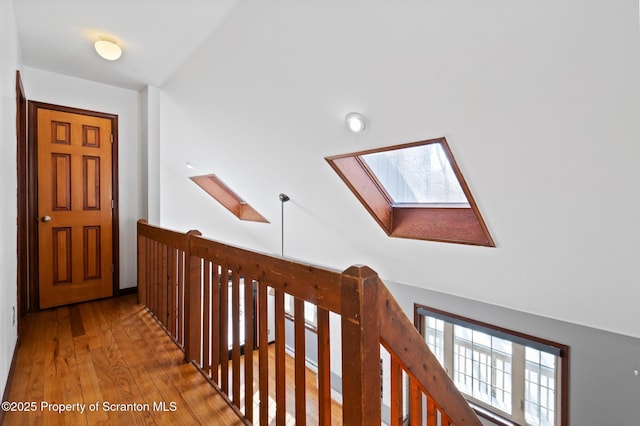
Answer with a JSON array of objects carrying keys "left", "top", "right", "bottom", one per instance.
[
  {"left": 453, "top": 326, "right": 512, "bottom": 415},
  {"left": 304, "top": 301, "right": 317, "bottom": 325},
  {"left": 454, "top": 324, "right": 472, "bottom": 341},
  {"left": 424, "top": 316, "right": 445, "bottom": 366},
  {"left": 360, "top": 143, "right": 469, "bottom": 204},
  {"left": 541, "top": 351, "right": 556, "bottom": 369},
  {"left": 473, "top": 330, "right": 491, "bottom": 348},
  {"left": 284, "top": 294, "right": 294, "bottom": 315},
  {"left": 492, "top": 336, "right": 513, "bottom": 356},
  {"left": 525, "top": 348, "right": 556, "bottom": 426}
]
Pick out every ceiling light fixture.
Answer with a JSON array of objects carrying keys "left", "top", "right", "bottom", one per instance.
[
  {"left": 345, "top": 112, "right": 367, "bottom": 133},
  {"left": 94, "top": 37, "right": 122, "bottom": 61}
]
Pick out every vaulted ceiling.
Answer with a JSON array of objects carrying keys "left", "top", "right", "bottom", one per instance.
[
  {"left": 10, "top": 0, "right": 640, "bottom": 341},
  {"left": 13, "top": 0, "right": 240, "bottom": 89}
]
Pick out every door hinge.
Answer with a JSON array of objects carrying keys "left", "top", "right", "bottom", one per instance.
[
  {"left": 111, "top": 199, "right": 114, "bottom": 209},
  {"left": 112, "top": 264, "right": 115, "bottom": 273},
  {"left": 110, "top": 134, "right": 114, "bottom": 144}
]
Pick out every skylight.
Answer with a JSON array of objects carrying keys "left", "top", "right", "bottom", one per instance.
[
  {"left": 360, "top": 143, "right": 469, "bottom": 205},
  {"left": 190, "top": 174, "right": 269, "bottom": 223},
  {"left": 326, "top": 138, "right": 495, "bottom": 246}
]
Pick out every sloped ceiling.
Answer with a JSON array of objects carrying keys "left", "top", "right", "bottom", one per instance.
[
  {"left": 12, "top": 0, "right": 640, "bottom": 338},
  {"left": 13, "top": 0, "right": 240, "bottom": 89},
  {"left": 158, "top": 1, "right": 640, "bottom": 339}
]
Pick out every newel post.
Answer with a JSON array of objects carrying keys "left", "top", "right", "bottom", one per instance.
[
  {"left": 183, "top": 229, "right": 202, "bottom": 364},
  {"left": 340, "top": 265, "right": 381, "bottom": 426},
  {"left": 136, "top": 220, "right": 148, "bottom": 306}
]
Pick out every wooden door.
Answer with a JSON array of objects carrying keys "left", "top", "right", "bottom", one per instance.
[{"left": 37, "top": 107, "right": 114, "bottom": 308}]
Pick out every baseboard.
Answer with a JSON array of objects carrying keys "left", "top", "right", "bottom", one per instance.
[
  {"left": 118, "top": 286, "right": 138, "bottom": 296},
  {"left": 0, "top": 339, "right": 20, "bottom": 424}
]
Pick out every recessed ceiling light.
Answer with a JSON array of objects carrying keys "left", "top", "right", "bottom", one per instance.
[
  {"left": 94, "top": 37, "right": 122, "bottom": 61},
  {"left": 345, "top": 112, "right": 367, "bottom": 133}
]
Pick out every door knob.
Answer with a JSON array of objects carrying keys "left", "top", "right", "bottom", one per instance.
[{"left": 41, "top": 215, "right": 52, "bottom": 223}]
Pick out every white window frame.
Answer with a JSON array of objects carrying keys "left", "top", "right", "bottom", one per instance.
[
  {"left": 416, "top": 305, "right": 568, "bottom": 426},
  {"left": 284, "top": 294, "right": 317, "bottom": 328}
]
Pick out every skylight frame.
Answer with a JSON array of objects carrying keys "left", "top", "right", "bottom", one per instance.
[
  {"left": 190, "top": 174, "right": 269, "bottom": 223},
  {"left": 325, "top": 138, "right": 495, "bottom": 247}
]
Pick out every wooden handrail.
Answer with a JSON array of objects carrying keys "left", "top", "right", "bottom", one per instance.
[
  {"left": 136, "top": 220, "right": 482, "bottom": 426},
  {"left": 378, "top": 283, "right": 481, "bottom": 425},
  {"left": 189, "top": 234, "right": 344, "bottom": 313}
]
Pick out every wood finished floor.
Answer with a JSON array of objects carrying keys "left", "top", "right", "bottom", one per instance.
[
  {"left": 218, "top": 341, "right": 343, "bottom": 425},
  {"left": 2, "top": 295, "right": 245, "bottom": 426}
]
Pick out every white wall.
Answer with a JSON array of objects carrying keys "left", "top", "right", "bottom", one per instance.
[
  {"left": 140, "top": 85, "right": 161, "bottom": 224},
  {"left": 159, "top": 0, "right": 640, "bottom": 339},
  {"left": 0, "top": 0, "right": 21, "bottom": 396},
  {"left": 23, "top": 67, "right": 143, "bottom": 289}
]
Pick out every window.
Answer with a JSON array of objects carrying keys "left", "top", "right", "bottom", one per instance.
[
  {"left": 284, "top": 294, "right": 317, "bottom": 327},
  {"left": 416, "top": 305, "right": 568, "bottom": 426},
  {"left": 190, "top": 173, "right": 269, "bottom": 223},
  {"left": 360, "top": 142, "right": 468, "bottom": 204},
  {"left": 326, "top": 138, "right": 494, "bottom": 246}
]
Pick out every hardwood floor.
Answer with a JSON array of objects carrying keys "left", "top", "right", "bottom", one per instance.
[
  {"left": 2, "top": 295, "right": 245, "bottom": 426},
  {"left": 221, "top": 343, "right": 344, "bottom": 425}
]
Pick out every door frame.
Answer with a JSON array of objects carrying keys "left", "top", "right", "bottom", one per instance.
[
  {"left": 23, "top": 101, "right": 120, "bottom": 311},
  {"left": 16, "top": 71, "right": 26, "bottom": 324}
]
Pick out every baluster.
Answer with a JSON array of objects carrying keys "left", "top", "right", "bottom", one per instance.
[
  {"left": 136, "top": 229, "right": 146, "bottom": 305},
  {"left": 409, "top": 378, "right": 422, "bottom": 426},
  {"left": 294, "top": 297, "right": 307, "bottom": 425},
  {"left": 176, "top": 249, "right": 184, "bottom": 348},
  {"left": 150, "top": 240, "right": 156, "bottom": 316},
  {"left": 160, "top": 243, "right": 168, "bottom": 328},
  {"left": 168, "top": 247, "right": 177, "bottom": 339},
  {"left": 231, "top": 270, "right": 241, "bottom": 405},
  {"left": 220, "top": 268, "right": 229, "bottom": 393},
  {"left": 317, "top": 307, "right": 331, "bottom": 426},
  {"left": 274, "top": 289, "right": 286, "bottom": 425},
  {"left": 390, "top": 356, "right": 403, "bottom": 426},
  {"left": 184, "top": 230, "right": 202, "bottom": 364},
  {"left": 427, "top": 397, "right": 437, "bottom": 426},
  {"left": 144, "top": 237, "right": 151, "bottom": 307},
  {"left": 210, "top": 263, "right": 220, "bottom": 384},
  {"left": 243, "top": 277, "right": 254, "bottom": 420},
  {"left": 258, "top": 283, "right": 269, "bottom": 425},
  {"left": 202, "top": 261, "right": 211, "bottom": 372}
]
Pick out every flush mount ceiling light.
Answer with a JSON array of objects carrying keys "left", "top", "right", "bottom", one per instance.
[
  {"left": 94, "top": 37, "right": 122, "bottom": 61},
  {"left": 345, "top": 112, "right": 367, "bottom": 133}
]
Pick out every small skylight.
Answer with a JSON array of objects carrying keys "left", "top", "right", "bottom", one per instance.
[
  {"left": 326, "top": 138, "right": 494, "bottom": 246},
  {"left": 190, "top": 174, "right": 269, "bottom": 223}
]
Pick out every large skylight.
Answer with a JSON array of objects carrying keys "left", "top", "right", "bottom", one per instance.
[
  {"left": 360, "top": 142, "right": 469, "bottom": 205},
  {"left": 326, "top": 138, "right": 495, "bottom": 246}
]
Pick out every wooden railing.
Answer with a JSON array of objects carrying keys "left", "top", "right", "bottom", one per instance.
[{"left": 137, "top": 220, "right": 481, "bottom": 426}]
